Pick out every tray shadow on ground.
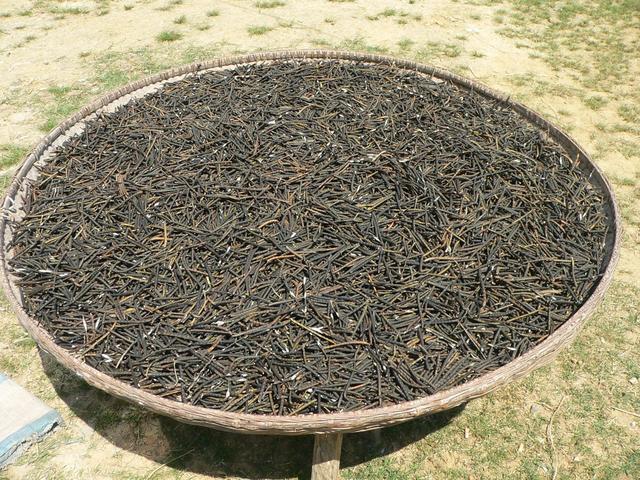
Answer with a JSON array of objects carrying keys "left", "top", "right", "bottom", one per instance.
[{"left": 41, "top": 351, "right": 465, "bottom": 479}]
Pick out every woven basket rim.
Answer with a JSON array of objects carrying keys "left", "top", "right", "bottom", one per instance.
[{"left": 0, "top": 50, "right": 621, "bottom": 435}]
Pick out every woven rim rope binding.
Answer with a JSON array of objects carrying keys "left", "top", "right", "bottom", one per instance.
[{"left": 0, "top": 50, "right": 621, "bottom": 435}]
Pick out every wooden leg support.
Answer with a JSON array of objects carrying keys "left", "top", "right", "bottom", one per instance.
[{"left": 311, "top": 433, "right": 343, "bottom": 480}]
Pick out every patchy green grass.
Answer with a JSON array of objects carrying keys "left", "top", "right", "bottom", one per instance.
[
  {"left": 398, "top": 38, "right": 414, "bottom": 51},
  {"left": 180, "top": 45, "right": 225, "bottom": 64},
  {"left": 255, "top": 0, "right": 286, "bottom": 8},
  {"left": 417, "top": 41, "right": 462, "bottom": 59},
  {"left": 156, "top": 30, "right": 182, "bottom": 42},
  {"left": 505, "top": 74, "right": 579, "bottom": 100},
  {"left": 583, "top": 95, "right": 608, "bottom": 110},
  {"left": 0, "top": 320, "right": 37, "bottom": 375},
  {"left": 311, "top": 38, "right": 331, "bottom": 47},
  {"left": 618, "top": 103, "right": 640, "bottom": 123},
  {"left": 48, "top": 6, "right": 90, "bottom": 15},
  {"left": 88, "top": 46, "right": 227, "bottom": 92},
  {"left": 96, "top": 67, "right": 130, "bottom": 89},
  {"left": 344, "top": 457, "right": 417, "bottom": 480},
  {"left": 368, "top": 8, "right": 421, "bottom": 22},
  {"left": 614, "top": 176, "right": 637, "bottom": 187},
  {"left": 339, "top": 36, "right": 388, "bottom": 54},
  {"left": 15, "top": 34, "right": 37, "bottom": 47},
  {"left": 491, "top": 0, "right": 639, "bottom": 92},
  {"left": 89, "top": 50, "right": 171, "bottom": 90},
  {"left": 206, "top": 9, "right": 220, "bottom": 17},
  {"left": 156, "top": 0, "right": 183, "bottom": 12},
  {"left": 247, "top": 25, "right": 274, "bottom": 36},
  {"left": 173, "top": 15, "right": 187, "bottom": 24},
  {"left": 47, "top": 85, "right": 71, "bottom": 96},
  {"left": 0, "top": 144, "right": 28, "bottom": 169},
  {"left": 39, "top": 85, "right": 87, "bottom": 132}
]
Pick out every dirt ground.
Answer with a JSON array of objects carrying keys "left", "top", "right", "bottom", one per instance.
[{"left": 0, "top": 0, "right": 638, "bottom": 479}]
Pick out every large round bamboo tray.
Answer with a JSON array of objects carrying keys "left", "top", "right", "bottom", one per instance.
[{"left": 0, "top": 51, "right": 620, "bottom": 479}]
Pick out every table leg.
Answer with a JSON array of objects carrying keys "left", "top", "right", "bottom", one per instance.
[{"left": 311, "top": 432, "right": 343, "bottom": 480}]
